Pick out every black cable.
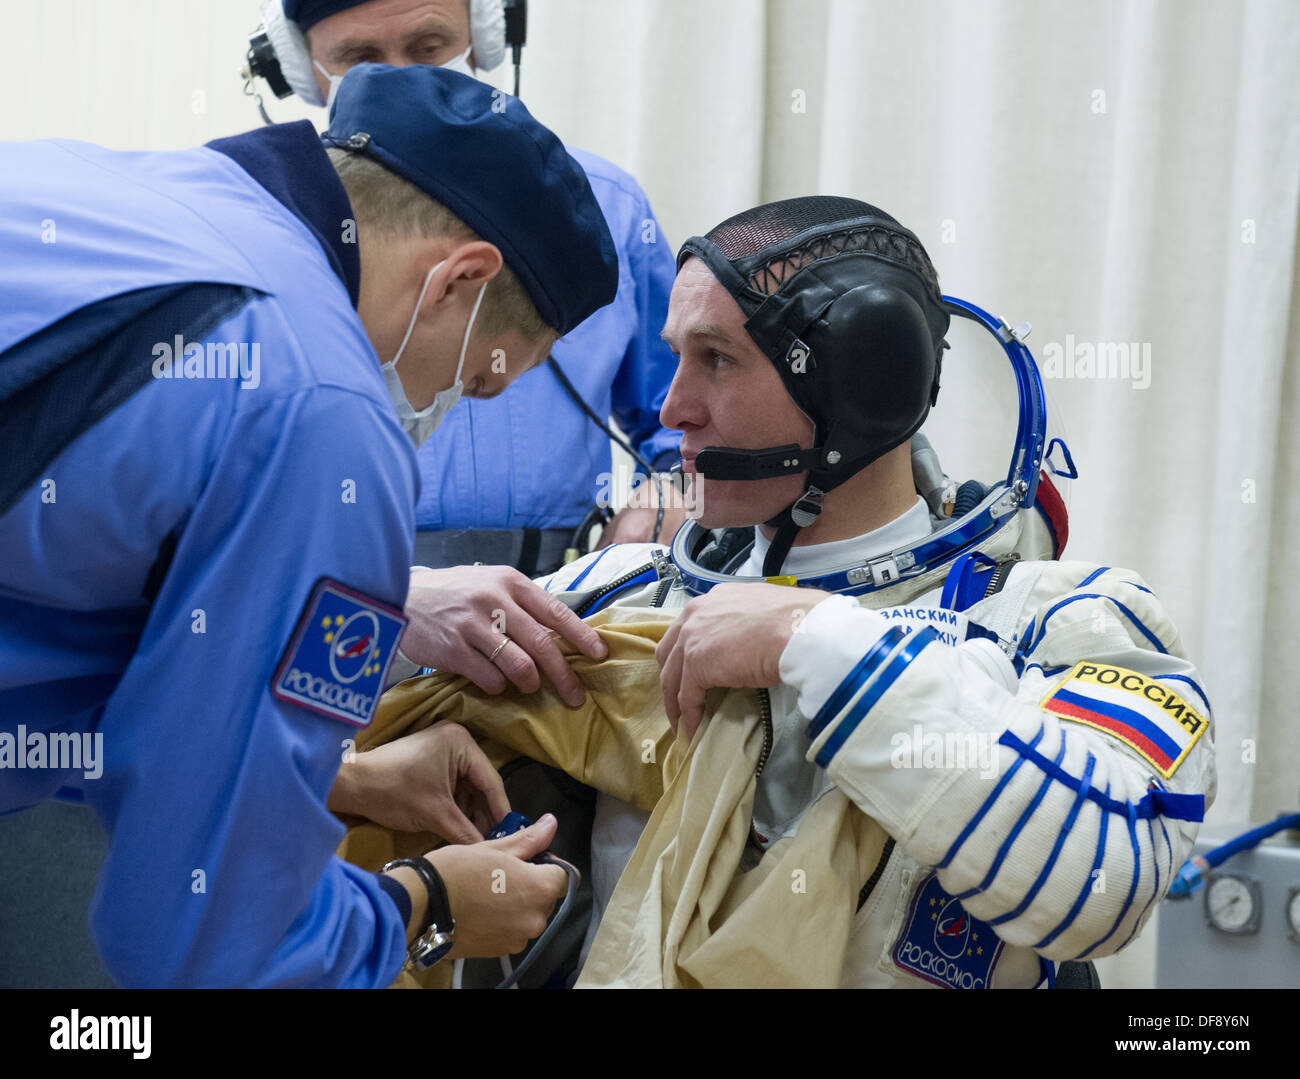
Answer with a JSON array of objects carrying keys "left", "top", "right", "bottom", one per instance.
[
  {"left": 494, "top": 854, "right": 580, "bottom": 989},
  {"left": 503, "top": 0, "right": 527, "bottom": 97},
  {"left": 546, "top": 356, "right": 668, "bottom": 545},
  {"left": 568, "top": 502, "right": 614, "bottom": 554},
  {"left": 546, "top": 356, "right": 652, "bottom": 470}
]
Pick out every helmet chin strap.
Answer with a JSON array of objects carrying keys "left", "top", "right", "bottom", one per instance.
[
  {"left": 761, "top": 482, "right": 827, "bottom": 576},
  {"left": 693, "top": 444, "right": 816, "bottom": 481},
  {"left": 691, "top": 453, "right": 831, "bottom": 577},
  {"left": 694, "top": 444, "right": 834, "bottom": 577}
]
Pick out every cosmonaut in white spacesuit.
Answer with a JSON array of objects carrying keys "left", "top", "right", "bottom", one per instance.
[{"left": 528, "top": 195, "right": 1216, "bottom": 988}]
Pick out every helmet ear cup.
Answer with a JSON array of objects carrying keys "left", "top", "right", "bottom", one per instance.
[{"left": 812, "top": 283, "right": 941, "bottom": 471}]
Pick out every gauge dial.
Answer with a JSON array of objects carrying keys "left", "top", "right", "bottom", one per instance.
[
  {"left": 1287, "top": 888, "right": 1300, "bottom": 943},
  {"left": 1205, "top": 873, "right": 1260, "bottom": 934}
]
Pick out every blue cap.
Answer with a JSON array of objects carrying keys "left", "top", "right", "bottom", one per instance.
[
  {"left": 321, "top": 64, "right": 617, "bottom": 336},
  {"left": 283, "top": 0, "right": 365, "bottom": 34}
]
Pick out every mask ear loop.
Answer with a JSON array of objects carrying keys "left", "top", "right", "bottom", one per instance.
[
  {"left": 453, "top": 276, "right": 490, "bottom": 384},
  {"left": 389, "top": 262, "right": 443, "bottom": 368},
  {"left": 313, "top": 58, "right": 344, "bottom": 110}
]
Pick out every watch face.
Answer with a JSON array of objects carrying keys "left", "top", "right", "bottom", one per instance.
[{"left": 410, "top": 927, "right": 454, "bottom": 971}]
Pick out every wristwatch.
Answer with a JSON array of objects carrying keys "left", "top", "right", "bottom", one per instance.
[{"left": 381, "top": 856, "right": 455, "bottom": 970}]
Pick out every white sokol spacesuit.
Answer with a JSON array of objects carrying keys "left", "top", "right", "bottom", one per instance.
[
  {"left": 526, "top": 197, "right": 1215, "bottom": 988},
  {"left": 538, "top": 491, "right": 1214, "bottom": 988}
]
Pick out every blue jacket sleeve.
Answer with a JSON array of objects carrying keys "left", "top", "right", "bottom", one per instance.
[
  {"left": 606, "top": 185, "right": 682, "bottom": 472},
  {"left": 86, "top": 375, "right": 417, "bottom": 987}
]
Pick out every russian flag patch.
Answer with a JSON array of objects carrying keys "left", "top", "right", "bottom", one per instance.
[{"left": 1040, "top": 662, "right": 1207, "bottom": 778}]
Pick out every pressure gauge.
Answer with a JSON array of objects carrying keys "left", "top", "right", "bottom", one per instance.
[
  {"left": 1287, "top": 888, "right": 1300, "bottom": 943},
  {"left": 1205, "top": 873, "right": 1261, "bottom": 934}
]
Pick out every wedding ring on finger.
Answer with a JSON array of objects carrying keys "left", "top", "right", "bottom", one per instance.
[{"left": 488, "top": 636, "right": 510, "bottom": 663}]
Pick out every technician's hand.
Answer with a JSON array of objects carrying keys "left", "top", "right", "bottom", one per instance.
[
  {"left": 427, "top": 814, "right": 575, "bottom": 958},
  {"left": 402, "top": 565, "right": 607, "bottom": 708},
  {"left": 656, "top": 582, "right": 834, "bottom": 740},
  {"left": 328, "top": 722, "right": 509, "bottom": 842}
]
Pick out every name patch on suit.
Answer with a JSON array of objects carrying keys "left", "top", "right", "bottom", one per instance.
[
  {"left": 271, "top": 578, "right": 407, "bottom": 727},
  {"left": 1040, "top": 662, "right": 1205, "bottom": 778},
  {"left": 893, "top": 872, "right": 1004, "bottom": 989}
]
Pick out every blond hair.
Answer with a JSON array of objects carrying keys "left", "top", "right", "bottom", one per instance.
[{"left": 327, "top": 146, "right": 553, "bottom": 342}]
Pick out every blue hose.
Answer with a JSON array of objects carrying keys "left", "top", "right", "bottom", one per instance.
[{"left": 1168, "top": 812, "right": 1300, "bottom": 898}]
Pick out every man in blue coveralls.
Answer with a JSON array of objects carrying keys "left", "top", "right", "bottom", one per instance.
[{"left": 0, "top": 63, "right": 618, "bottom": 986}]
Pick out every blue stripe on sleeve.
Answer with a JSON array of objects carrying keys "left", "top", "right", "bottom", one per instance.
[
  {"left": 805, "top": 626, "right": 907, "bottom": 739},
  {"left": 1035, "top": 781, "right": 1111, "bottom": 951},
  {"left": 1026, "top": 594, "right": 1168, "bottom": 656},
  {"left": 953, "top": 733, "right": 1069, "bottom": 902},
  {"left": 999, "top": 730, "right": 1202, "bottom": 822},
  {"left": 988, "top": 751, "right": 1096, "bottom": 927},
  {"left": 813, "top": 628, "right": 939, "bottom": 768},
  {"left": 1119, "top": 817, "right": 1165, "bottom": 951},
  {"left": 1148, "top": 817, "right": 1160, "bottom": 904},
  {"left": 1076, "top": 567, "right": 1110, "bottom": 590},
  {"left": 1114, "top": 820, "right": 1166, "bottom": 953},
  {"left": 935, "top": 726, "right": 1046, "bottom": 871},
  {"left": 1074, "top": 803, "right": 1142, "bottom": 959}
]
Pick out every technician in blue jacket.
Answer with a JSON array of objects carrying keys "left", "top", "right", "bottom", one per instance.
[
  {"left": 250, "top": 0, "right": 687, "bottom": 706},
  {"left": 259, "top": 0, "right": 685, "bottom": 577},
  {"left": 0, "top": 63, "right": 617, "bottom": 987}
]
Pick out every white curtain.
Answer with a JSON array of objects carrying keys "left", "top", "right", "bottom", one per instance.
[
  {"left": 522, "top": 0, "right": 1300, "bottom": 987},
  {"left": 7, "top": 0, "right": 1298, "bottom": 988}
]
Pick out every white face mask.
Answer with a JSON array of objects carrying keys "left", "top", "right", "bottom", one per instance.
[
  {"left": 314, "top": 58, "right": 344, "bottom": 111},
  {"left": 381, "top": 259, "right": 488, "bottom": 448},
  {"left": 441, "top": 46, "right": 475, "bottom": 78}
]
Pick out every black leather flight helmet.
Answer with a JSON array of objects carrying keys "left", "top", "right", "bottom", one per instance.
[{"left": 676, "top": 196, "right": 950, "bottom": 576}]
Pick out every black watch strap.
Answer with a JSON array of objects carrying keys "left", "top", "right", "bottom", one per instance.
[
  {"left": 381, "top": 856, "right": 452, "bottom": 935},
  {"left": 381, "top": 856, "right": 456, "bottom": 971}
]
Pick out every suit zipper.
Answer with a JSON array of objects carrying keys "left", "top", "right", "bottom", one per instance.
[
  {"left": 573, "top": 563, "right": 656, "bottom": 617},
  {"left": 739, "top": 692, "right": 779, "bottom": 866},
  {"left": 982, "top": 553, "right": 1020, "bottom": 599},
  {"left": 755, "top": 688, "right": 773, "bottom": 777},
  {"left": 857, "top": 836, "right": 897, "bottom": 912}
]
